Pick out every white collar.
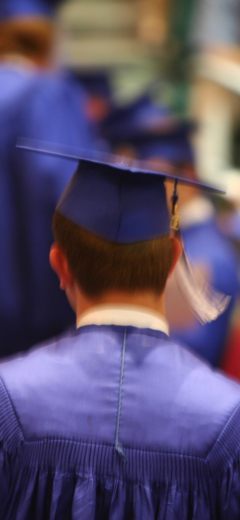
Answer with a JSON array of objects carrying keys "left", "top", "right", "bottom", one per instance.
[
  {"left": 77, "top": 304, "right": 169, "bottom": 335},
  {"left": 2, "top": 55, "right": 37, "bottom": 71},
  {"left": 180, "top": 196, "right": 215, "bottom": 228}
]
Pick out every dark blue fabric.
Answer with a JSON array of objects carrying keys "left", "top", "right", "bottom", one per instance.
[
  {"left": 1, "top": 325, "right": 240, "bottom": 518},
  {"left": 58, "top": 162, "right": 170, "bottom": 242},
  {"left": 137, "top": 133, "right": 195, "bottom": 164},
  {"left": 101, "top": 94, "right": 170, "bottom": 138},
  {"left": 0, "top": 65, "right": 96, "bottom": 357},
  {"left": 101, "top": 94, "right": 195, "bottom": 144},
  {"left": 222, "top": 212, "right": 240, "bottom": 241},
  {"left": 172, "top": 218, "right": 239, "bottom": 366},
  {"left": 0, "top": 0, "right": 62, "bottom": 19}
]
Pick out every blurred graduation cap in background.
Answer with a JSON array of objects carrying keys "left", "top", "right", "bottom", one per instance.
[
  {"left": 73, "top": 69, "right": 113, "bottom": 102},
  {"left": 0, "top": 0, "right": 63, "bottom": 19},
  {"left": 101, "top": 93, "right": 196, "bottom": 186},
  {"left": 18, "top": 140, "right": 228, "bottom": 324},
  {"left": 123, "top": 128, "right": 195, "bottom": 167},
  {"left": 101, "top": 93, "right": 195, "bottom": 147}
]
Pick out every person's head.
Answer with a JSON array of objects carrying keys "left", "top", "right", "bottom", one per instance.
[
  {"left": 47, "top": 156, "right": 182, "bottom": 314},
  {"left": 17, "top": 141, "right": 222, "bottom": 320},
  {"left": 75, "top": 70, "right": 113, "bottom": 122},
  {"left": 0, "top": 0, "right": 62, "bottom": 67},
  {"left": 50, "top": 211, "right": 180, "bottom": 312}
]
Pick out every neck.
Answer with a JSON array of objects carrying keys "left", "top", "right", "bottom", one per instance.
[
  {"left": 74, "top": 290, "right": 166, "bottom": 322},
  {"left": 0, "top": 53, "right": 52, "bottom": 69}
]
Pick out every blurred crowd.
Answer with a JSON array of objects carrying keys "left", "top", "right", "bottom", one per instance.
[{"left": 0, "top": 0, "right": 240, "bottom": 378}]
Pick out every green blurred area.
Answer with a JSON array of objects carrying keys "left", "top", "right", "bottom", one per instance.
[{"left": 59, "top": 0, "right": 198, "bottom": 114}]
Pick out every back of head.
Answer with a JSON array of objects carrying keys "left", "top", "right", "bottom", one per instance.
[
  {"left": 51, "top": 156, "right": 175, "bottom": 299},
  {"left": 0, "top": 0, "right": 63, "bottom": 66},
  {"left": 17, "top": 143, "right": 224, "bottom": 321},
  {"left": 52, "top": 211, "right": 174, "bottom": 298}
]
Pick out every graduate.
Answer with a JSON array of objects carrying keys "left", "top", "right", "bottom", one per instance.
[
  {"left": 1, "top": 148, "right": 240, "bottom": 519},
  {"left": 73, "top": 68, "right": 114, "bottom": 122},
  {"left": 0, "top": 0, "right": 96, "bottom": 356}
]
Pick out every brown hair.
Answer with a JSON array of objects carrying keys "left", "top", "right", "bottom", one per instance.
[
  {"left": 0, "top": 19, "right": 54, "bottom": 64},
  {"left": 53, "top": 211, "right": 174, "bottom": 298}
]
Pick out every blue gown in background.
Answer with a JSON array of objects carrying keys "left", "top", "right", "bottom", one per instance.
[
  {"left": 171, "top": 216, "right": 239, "bottom": 366},
  {"left": 0, "top": 64, "right": 96, "bottom": 356},
  {"left": 1, "top": 324, "right": 240, "bottom": 519}
]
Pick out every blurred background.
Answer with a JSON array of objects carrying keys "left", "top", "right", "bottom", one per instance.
[{"left": 54, "top": 0, "right": 240, "bottom": 180}]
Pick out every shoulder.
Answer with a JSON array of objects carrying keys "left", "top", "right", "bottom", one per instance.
[
  {"left": 125, "top": 334, "right": 240, "bottom": 457},
  {"left": 0, "top": 327, "right": 76, "bottom": 386},
  {"left": 168, "top": 339, "right": 240, "bottom": 418},
  {"left": 16, "top": 71, "right": 95, "bottom": 149},
  {"left": 22, "top": 71, "right": 88, "bottom": 112},
  {"left": 0, "top": 65, "right": 35, "bottom": 106},
  {"left": 0, "top": 330, "right": 76, "bottom": 434},
  {"left": 171, "top": 342, "right": 240, "bottom": 457},
  {"left": 0, "top": 326, "right": 104, "bottom": 441}
]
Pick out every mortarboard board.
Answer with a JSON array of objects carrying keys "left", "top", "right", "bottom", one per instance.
[
  {"left": 17, "top": 141, "right": 222, "bottom": 243},
  {"left": 0, "top": 0, "right": 63, "bottom": 20},
  {"left": 17, "top": 141, "right": 229, "bottom": 323}
]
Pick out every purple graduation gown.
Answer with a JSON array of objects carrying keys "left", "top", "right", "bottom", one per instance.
[
  {"left": 1, "top": 324, "right": 240, "bottom": 519},
  {"left": 0, "top": 64, "right": 96, "bottom": 356}
]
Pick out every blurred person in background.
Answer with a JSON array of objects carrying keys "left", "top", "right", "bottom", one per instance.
[
  {"left": 216, "top": 178, "right": 240, "bottom": 378},
  {"left": 66, "top": 67, "right": 113, "bottom": 151},
  {"left": 73, "top": 69, "right": 114, "bottom": 123},
  {"left": 0, "top": 0, "right": 97, "bottom": 357},
  {"left": 103, "top": 94, "right": 239, "bottom": 367}
]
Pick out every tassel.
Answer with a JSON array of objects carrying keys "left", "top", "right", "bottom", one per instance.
[
  {"left": 174, "top": 251, "right": 230, "bottom": 324},
  {"left": 170, "top": 182, "right": 230, "bottom": 324}
]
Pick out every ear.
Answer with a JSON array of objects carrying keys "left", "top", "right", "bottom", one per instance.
[
  {"left": 169, "top": 236, "right": 183, "bottom": 276},
  {"left": 49, "top": 243, "right": 74, "bottom": 290}
]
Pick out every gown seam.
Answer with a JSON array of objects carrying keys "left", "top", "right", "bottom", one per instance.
[{"left": 114, "top": 328, "right": 127, "bottom": 457}]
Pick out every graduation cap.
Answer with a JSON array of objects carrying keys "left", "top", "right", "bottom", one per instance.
[
  {"left": 0, "top": 0, "right": 63, "bottom": 20},
  {"left": 101, "top": 93, "right": 195, "bottom": 146},
  {"left": 17, "top": 140, "right": 229, "bottom": 323}
]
